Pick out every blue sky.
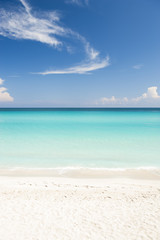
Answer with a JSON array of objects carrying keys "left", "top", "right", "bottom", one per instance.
[{"left": 0, "top": 0, "right": 160, "bottom": 107}]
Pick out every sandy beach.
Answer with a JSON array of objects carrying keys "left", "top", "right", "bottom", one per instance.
[{"left": 0, "top": 176, "right": 160, "bottom": 240}]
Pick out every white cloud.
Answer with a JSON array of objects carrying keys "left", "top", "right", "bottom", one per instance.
[
  {"left": 19, "top": 0, "right": 31, "bottom": 14},
  {"left": 133, "top": 86, "right": 160, "bottom": 102},
  {"left": 0, "top": 78, "right": 14, "bottom": 102},
  {"left": 132, "top": 64, "right": 143, "bottom": 70},
  {"left": 39, "top": 56, "right": 110, "bottom": 75},
  {"left": 85, "top": 43, "right": 99, "bottom": 60},
  {"left": 97, "top": 86, "right": 160, "bottom": 106},
  {"left": 0, "top": 0, "right": 108, "bottom": 75},
  {"left": 0, "top": 0, "right": 64, "bottom": 47},
  {"left": 0, "top": 78, "right": 4, "bottom": 85},
  {"left": 65, "top": 0, "right": 89, "bottom": 6},
  {"left": 98, "top": 96, "right": 128, "bottom": 105}
]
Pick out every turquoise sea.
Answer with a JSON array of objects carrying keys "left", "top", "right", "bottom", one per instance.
[{"left": 0, "top": 108, "right": 160, "bottom": 174}]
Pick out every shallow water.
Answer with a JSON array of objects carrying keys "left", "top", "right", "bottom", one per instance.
[{"left": 0, "top": 108, "right": 160, "bottom": 169}]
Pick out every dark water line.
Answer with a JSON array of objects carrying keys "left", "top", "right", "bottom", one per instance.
[{"left": 0, "top": 108, "right": 160, "bottom": 112}]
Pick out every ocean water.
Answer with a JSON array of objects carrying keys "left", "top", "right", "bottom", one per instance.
[{"left": 0, "top": 108, "right": 160, "bottom": 172}]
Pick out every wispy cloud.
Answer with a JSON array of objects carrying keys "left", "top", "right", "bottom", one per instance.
[
  {"left": 0, "top": 78, "right": 14, "bottom": 102},
  {"left": 0, "top": 0, "right": 65, "bottom": 47},
  {"left": 40, "top": 56, "right": 109, "bottom": 75},
  {"left": 132, "top": 64, "right": 143, "bottom": 70},
  {"left": 97, "top": 86, "right": 160, "bottom": 106},
  {"left": 65, "top": 0, "right": 89, "bottom": 6},
  {"left": 85, "top": 42, "right": 99, "bottom": 60},
  {"left": 0, "top": 0, "right": 108, "bottom": 75}
]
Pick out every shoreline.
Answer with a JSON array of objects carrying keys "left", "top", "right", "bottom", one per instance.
[{"left": 0, "top": 166, "right": 160, "bottom": 180}]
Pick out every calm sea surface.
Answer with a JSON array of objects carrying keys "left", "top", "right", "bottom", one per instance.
[{"left": 0, "top": 108, "right": 160, "bottom": 169}]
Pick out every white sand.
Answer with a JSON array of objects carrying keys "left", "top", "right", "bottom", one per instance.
[{"left": 0, "top": 177, "right": 160, "bottom": 240}]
